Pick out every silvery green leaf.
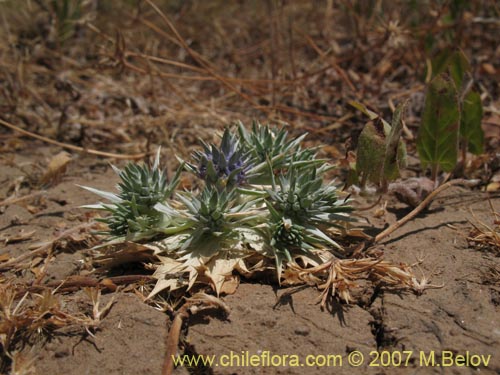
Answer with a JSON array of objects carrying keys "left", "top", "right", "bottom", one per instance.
[
  {"left": 305, "top": 226, "right": 342, "bottom": 249},
  {"left": 78, "top": 185, "right": 123, "bottom": 203}
]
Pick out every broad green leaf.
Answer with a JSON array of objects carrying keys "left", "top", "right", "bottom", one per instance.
[
  {"left": 460, "top": 90, "right": 484, "bottom": 155},
  {"left": 431, "top": 48, "right": 470, "bottom": 89},
  {"left": 417, "top": 73, "right": 460, "bottom": 176},
  {"left": 448, "top": 49, "right": 470, "bottom": 90},
  {"left": 384, "top": 101, "right": 408, "bottom": 182},
  {"left": 356, "top": 119, "right": 386, "bottom": 186},
  {"left": 352, "top": 101, "right": 408, "bottom": 188}
]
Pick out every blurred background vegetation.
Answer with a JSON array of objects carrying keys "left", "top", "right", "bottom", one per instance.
[{"left": 0, "top": 0, "right": 498, "bottom": 163}]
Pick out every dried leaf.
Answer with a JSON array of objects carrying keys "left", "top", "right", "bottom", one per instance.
[
  {"left": 344, "top": 228, "right": 372, "bottom": 239},
  {"left": 39, "top": 151, "right": 72, "bottom": 187},
  {"left": 219, "top": 275, "right": 239, "bottom": 295},
  {"left": 383, "top": 101, "right": 408, "bottom": 182},
  {"left": 486, "top": 182, "right": 500, "bottom": 192},
  {"left": 205, "top": 257, "right": 239, "bottom": 296},
  {"left": 356, "top": 120, "right": 386, "bottom": 186},
  {"left": 352, "top": 101, "right": 407, "bottom": 188},
  {"left": 147, "top": 278, "right": 184, "bottom": 299}
]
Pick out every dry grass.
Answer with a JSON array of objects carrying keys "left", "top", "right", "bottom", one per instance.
[
  {"left": 468, "top": 201, "right": 500, "bottom": 255},
  {"left": 0, "top": 282, "right": 114, "bottom": 372}
]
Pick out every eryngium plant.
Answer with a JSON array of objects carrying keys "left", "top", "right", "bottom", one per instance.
[
  {"left": 155, "top": 186, "right": 263, "bottom": 254},
  {"left": 267, "top": 165, "right": 353, "bottom": 231},
  {"left": 187, "top": 128, "right": 252, "bottom": 190},
  {"left": 81, "top": 149, "right": 181, "bottom": 240},
  {"left": 238, "top": 121, "right": 318, "bottom": 183},
  {"left": 83, "top": 122, "right": 354, "bottom": 289}
]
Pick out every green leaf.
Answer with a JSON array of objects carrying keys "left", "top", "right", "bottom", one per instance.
[
  {"left": 383, "top": 101, "right": 408, "bottom": 182},
  {"left": 349, "top": 101, "right": 380, "bottom": 121},
  {"left": 417, "top": 73, "right": 460, "bottom": 177},
  {"left": 460, "top": 91, "right": 484, "bottom": 155},
  {"left": 448, "top": 49, "right": 470, "bottom": 90},
  {"left": 352, "top": 101, "right": 408, "bottom": 188},
  {"left": 78, "top": 185, "right": 122, "bottom": 203},
  {"left": 356, "top": 119, "right": 386, "bottom": 186},
  {"left": 431, "top": 48, "right": 470, "bottom": 89}
]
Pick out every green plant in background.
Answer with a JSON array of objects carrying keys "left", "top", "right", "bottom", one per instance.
[
  {"left": 351, "top": 48, "right": 483, "bottom": 190},
  {"left": 417, "top": 73, "right": 461, "bottom": 181},
  {"left": 83, "top": 122, "right": 353, "bottom": 294},
  {"left": 350, "top": 101, "right": 408, "bottom": 192},
  {"left": 49, "top": 0, "right": 85, "bottom": 42},
  {"left": 418, "top": 48, "right": 484, "bottom": 181}
]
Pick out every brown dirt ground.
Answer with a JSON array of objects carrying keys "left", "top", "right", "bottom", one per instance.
[
  {"left": 1, "top": 2, "right": 499, "bottom": 374},
  {"left": 1, "top": 143, "right": 499, "bottom": 375}
]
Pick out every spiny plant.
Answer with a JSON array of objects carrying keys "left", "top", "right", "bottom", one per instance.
[
  {"left": 187, "top": 128, "right": 252, "bottom": 190},
  {"left": 81, "top": 149, "right": 182, "bottom": 241},
  {"left": 83, "top": 122, "right": 353, "bottom": 295},
  {"left": 237, "top": 121, "right": 317, "bottom": 178}
]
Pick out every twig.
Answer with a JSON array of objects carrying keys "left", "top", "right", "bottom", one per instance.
[
  {"left": 0, "top": 191, "right": 46, "bottom": 207},
  {"left": 373, "top": 179, "right": 478, "bottom": 244},
  {"left": 162, "top": 294, "right": 230, "bottom": 375},
  {"left": 356, "top": 195, "right": 382, "bottom": 211},
  {"left": 162, "top": 307, "right": 190, "bottom": 375},
  {"left": 15, "top": 275, "right": 156, "bottom": 298},
  {"left": 143, "top": 0, "right": 262, "bottom": 112},
  {"left": 294, "top": 27, "right": 358, "bottom": 96},
  {"left": 0, "top": 118, "right": 146, "bottom": 160}
]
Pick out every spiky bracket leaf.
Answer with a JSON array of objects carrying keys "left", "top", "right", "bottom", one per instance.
[
  {"left": 188, "top": 128, "right": 252, "bottom": 190},
  {"left": 237, "top": 121, "right": 318, "bottom": 184}
]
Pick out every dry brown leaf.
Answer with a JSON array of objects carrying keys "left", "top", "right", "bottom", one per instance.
[
  {"left": 39, "top": 151, "right": 72, "bottom": 187},
  {"left": 481, "top": 63, "right": 496, "bottom": 75},
  {"left": 205, "top": 257, "right": 239, "bottom": 296},
  {"left": 219, "top": 275, "right": 239, "bottom": 295},
  {"left": 93, "top": 242, "right": 157, "bottom": 268},
  {"left": 344, "top": 228, "right": 372, "bottom": 239},
  {"left": 147, "top": 278, "right": 184, "bottom": 299},
  {"left": 282, "top": 267, "right": 305, "bottom": 285},
  {"left": 486, "top": 182, "right": 500, "bottom": 192}
]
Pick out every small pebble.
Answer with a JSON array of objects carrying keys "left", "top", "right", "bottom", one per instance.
[{"left": 294, "top": 326, "right": 310, "bottom": 336}]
